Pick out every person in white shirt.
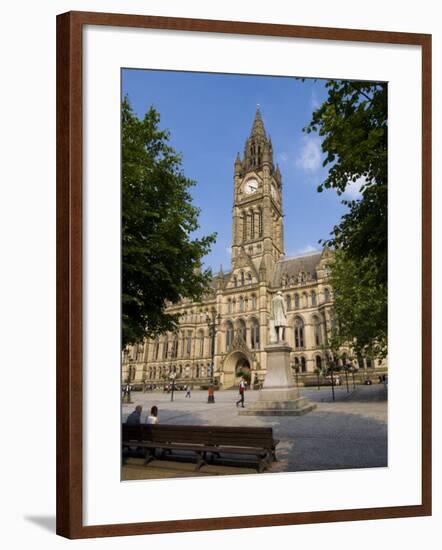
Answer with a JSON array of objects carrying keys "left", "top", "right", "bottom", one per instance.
[
  {"left": 236, "top": 378, "right": 246, "bottom": 408},
  {"left": 146, "top": 405, "right": 159, "bottom": 424}
]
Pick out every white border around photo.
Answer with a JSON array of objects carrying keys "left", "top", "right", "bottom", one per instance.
[{"left": 83, "top": 25, "right": 422, "bottom": 526}]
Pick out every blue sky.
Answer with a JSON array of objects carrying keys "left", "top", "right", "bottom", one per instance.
[{"left": 122, "top": 69, "right": 360, "bottom": 273}]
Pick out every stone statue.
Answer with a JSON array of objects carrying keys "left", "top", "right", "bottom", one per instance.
[{"left": 270, "top": 291, "right": 287, "bottom": 342}]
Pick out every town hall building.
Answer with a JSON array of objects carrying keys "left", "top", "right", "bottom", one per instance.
[{"left": 122, "top": 109, "right": 382, "bottom": 389}]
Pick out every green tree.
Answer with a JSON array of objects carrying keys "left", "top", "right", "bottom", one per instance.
[
  {"left": 328, "top": 249, "right": 387, "bottom": 359},
  {"left": 304, "top": 80, "right": 387, "bottom": 288},
  {"left": 122, "top": 97, "right": 216, "bottom": 348},
  {"left": 303, "top": 80, "right": 388, "bottom": 357}
]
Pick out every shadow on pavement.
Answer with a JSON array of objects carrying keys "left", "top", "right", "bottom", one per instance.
[{"left": 123, "top": 403, "right": 387, "bottom": 478}]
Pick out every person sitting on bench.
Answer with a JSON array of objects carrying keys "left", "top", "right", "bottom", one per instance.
[
  {"left": 126, "top": 405, "right": 142, "bottom": 425},
  {"left": 146, "top": 405, "right": 159, "bottom": 424}
]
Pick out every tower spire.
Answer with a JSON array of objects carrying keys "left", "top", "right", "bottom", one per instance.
[
  {"left": 232, "top": 109, "right": 284, "bottom": 273},
  {"left": 250, "top": 106, "right": 266, "bottom": 138},
  {"left": 243, "top": 107, "right": 272, "bottom": 171}
]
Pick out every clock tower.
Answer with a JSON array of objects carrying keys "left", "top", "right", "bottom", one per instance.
[{"left": 231, "top": 108, "right": 284, "bottom": 278}]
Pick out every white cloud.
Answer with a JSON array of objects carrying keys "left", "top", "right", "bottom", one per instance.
[
  {"left": 343, "top": 175, "right": 368, "bottom": 199},
  {"left": 277, "top": 152, "right": 288, "bottom": 163},
  {"left": 291, "top": 244, "right": 319, "bottom": 256},
  {"left": 310, "top": 89, "right": 321, "bottom": 110},
  {"left": 295, "top": 135, "right": 322, "bottom": 173}
]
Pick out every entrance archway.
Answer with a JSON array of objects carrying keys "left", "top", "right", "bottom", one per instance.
[{"left": 222, "top": 350, "right": 252, "bottom": 388}]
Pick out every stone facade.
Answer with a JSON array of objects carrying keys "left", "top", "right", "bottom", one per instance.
[{"left": 122, "top": 109, "right": 385, "bottom": 389}]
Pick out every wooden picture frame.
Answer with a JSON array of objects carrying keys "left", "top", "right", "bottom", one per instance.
[{"left": 56, "top": 11, "right": 432, "bottom": 539}]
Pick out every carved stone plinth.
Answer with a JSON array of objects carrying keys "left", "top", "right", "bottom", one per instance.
[{"left": 239, "top": 342, "right": 316, "bottom": 416}]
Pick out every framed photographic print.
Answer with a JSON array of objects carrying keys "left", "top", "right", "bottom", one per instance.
[{"left": 56, "top": 11, "right": 432, "bottom": 539}]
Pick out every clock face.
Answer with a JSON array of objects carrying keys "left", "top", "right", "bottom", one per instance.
[{"left": 244, "top": 178, "right": 258, "bottom": 194}]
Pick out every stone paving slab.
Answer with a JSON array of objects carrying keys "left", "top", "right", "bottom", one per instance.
[{"left": 121, "top": 385, "right": 387, "bottom": 478}]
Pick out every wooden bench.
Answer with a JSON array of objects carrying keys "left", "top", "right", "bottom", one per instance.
[{"left": 122, "top": 424, "right": 279, "bottom": 473}]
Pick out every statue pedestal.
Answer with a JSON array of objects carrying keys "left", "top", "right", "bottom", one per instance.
[{"left": 239, "top": 342, "right": 316, "bottom": 416}]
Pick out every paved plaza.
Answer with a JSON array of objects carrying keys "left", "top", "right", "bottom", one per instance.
[{"left": 122, "top": 384, "right": 387, "bottom": 479}]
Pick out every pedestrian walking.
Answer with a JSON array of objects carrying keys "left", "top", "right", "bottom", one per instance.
[
  {"left": 236, "top": 377, "right": 246, "bottom": 408},
  {"left": 185, "top": 384, "right": 192, "bottom": 398},
  {"left": 122, "top": 382, "right": 132, "bottom": 402},
  {"left": 207, "top": 384, "right": 215, "bottom": 404}
]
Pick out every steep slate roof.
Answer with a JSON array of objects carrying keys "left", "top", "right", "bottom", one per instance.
[{"left": 272, "top": 251, "right": 323, "bottom": 287}]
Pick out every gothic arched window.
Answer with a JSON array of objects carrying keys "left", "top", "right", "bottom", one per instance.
[
  {"left": 300, "top": 356, "right": 306, "bottom": 372},
  {"left": 313, "top": 316, "right": 322, "bottom": 346},
  {"left": 303, "top": 292, "right": 309, "bottom": 308},
  {"left": 311, "top": 290, "right": 317, "bottom": 306},
  {"left": 252, "top": 294, "right": 257, "bottom": 310},
  {"left": 226, "top": 321, "right": 234, "bottom": 349},
  {"left": 240, "top": 271, "right": 245, "bottom": 286},
  {"left": 294, "top": 317, "right": 305, "bottom": 349},
  {"left": 138, "top": 342, "right": 144, "bottom": 358},
  {"left": 163, "top": 335, "right": 168, "bottom": 359},
  {"left": 186, "top": 331, "right": 192, "bottom": 356},
  {"left": 239, "top": 296, "right": 244, "bottom": 312},
  {"left": 172, "top": 335, "right": 179, "bottom": 358},
  {"left": 286, "top": 294, "right": 292, "bottom": 310},
  {"left": 180, "top": 332, "right": 186, "bottom": 356},
  {"left": 248, "top": 272, "right": 252, "bottom": 285},
  {"left": 258, "top": 208, "right": 263, "bottom": 237},
  {"left": 251, "top": 319, "right": 260, "bottom": 349},
  {"left": 294, "top": 293, "right": 300, "bottom": 309},
  {"left": 324, "top": 287, "right": 330, "bottom": 302},
  {"left": 131, "top": 345, "right": 138, "bottom": 362},
  {"left": 198, "top": 330, "right": 204, "bottom": 357},
  {"left": 316, "top": 355, "right": 322, "bottom": 370}
]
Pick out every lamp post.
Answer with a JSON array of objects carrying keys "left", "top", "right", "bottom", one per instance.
[
  {"left": 123, "top": 359, "right": 134, "bottom": 404},
  {"left": 328, "top": 354, "right": 336, "bottom": 402},
  {"left": 170, "top": 372, "right": 176, "bottom": 402},
  {"left": 351, "top": 365, "right": 356, "bottom": 389},
  {"left": 364, "top": 358, "right": 369, "bottom": 384},
  {"left": 344, "top": 364, "right": 350, "bottom": 393},
  {"left": 206, "top": 308, "right": 221, "bottom": 384}
]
